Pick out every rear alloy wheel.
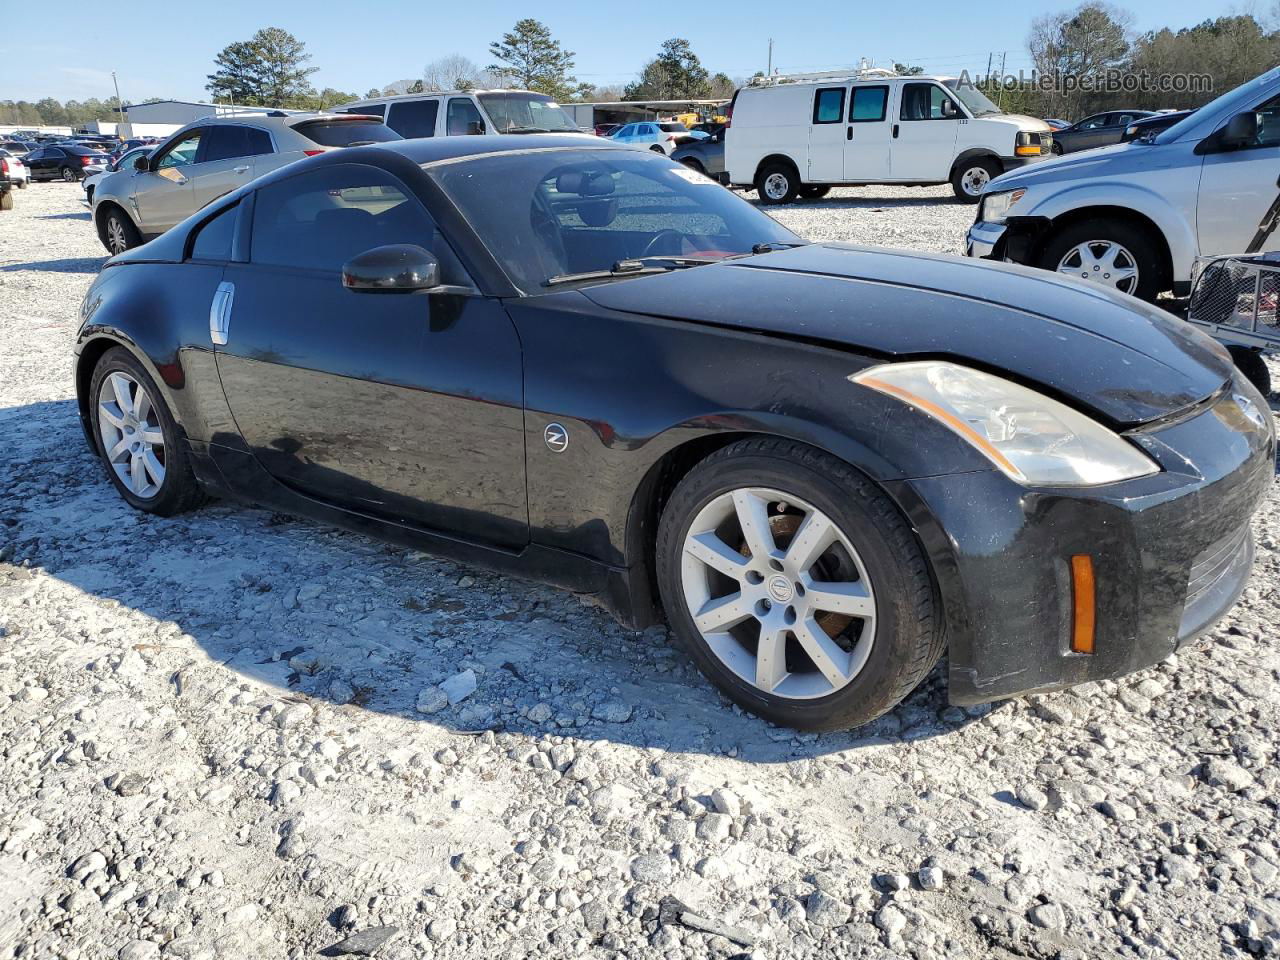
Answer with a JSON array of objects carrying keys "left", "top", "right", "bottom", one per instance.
[
  {"left": 90, "top": 347, "right": 206, "bottom": 515},
  {"left": 951, "top": 158, "right": 1001, "bottom": 202},
  {"left": 1040, "top": 219, "right": 1163, "bottom": 301},
  {"left": 102, "top": 208, "right": 141, "bottom": 255},
  {"left": 657, "top": 438, "right": 941, "bottom": 730},
  {"left": 755, "top": 163, "right": 799, "bottom": 205},
  {"left": 61, "top": 165, "right": 78, "bottom": 182}
]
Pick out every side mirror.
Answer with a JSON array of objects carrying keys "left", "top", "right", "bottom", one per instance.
[
  {"left": 342, "top": 244, "right": 440, "bottom": 293},
  {"left": 1218, "top": 112, "right": 1258, "bottom": 150},
  {"left": 133, "top": 155, "right": 149, "bottom": 171}
]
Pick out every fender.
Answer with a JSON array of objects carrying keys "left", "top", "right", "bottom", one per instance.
[{"left": 1025, "top": 181, "right": 1198, "bottom": 281}]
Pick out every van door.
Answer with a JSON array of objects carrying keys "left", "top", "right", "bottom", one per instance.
[
  {"left": 808, "top": 86, "right": 848, "bottom": 182},
  {"left": 1197, "top": 93, "right": 1280, "bottom": 257},
  {"left": 891, "top": 82, "right": 961, "bottom": 181},
  {"left": 844, "top": 85, "right": 892, "bottom": 180}
]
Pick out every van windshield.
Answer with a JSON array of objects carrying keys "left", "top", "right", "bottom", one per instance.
[
  {"left": 941, "top": 79, "right": 1002, "bottom": 117},
  {"left": 477, "top": 93, "right": 579, "bottom": 133},
  {"left": 1155, "top": 66, "right": 1280, "bottom": 144}
]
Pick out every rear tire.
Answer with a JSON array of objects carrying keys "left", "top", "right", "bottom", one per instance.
[
  {"left": 799, "top": 185, "right": 831, "bottom": 200},
  {"left": 950, "top": 158, "right": 1001, "bottom": 202},
  {"left": 89, "top": 347, "right": 206, "bottom": 516},
  {"left": 1039, "top": 218, "right": 1164, "bottom": 302},
  {"left": 1229, "top": 347, "right": 1272, "bottom": 397},
  {"left": 755, "top": 162, "right": 799, "bottom": 205},
  {"left": 655, "top": 438, "right": 941, "bottom": 731}
]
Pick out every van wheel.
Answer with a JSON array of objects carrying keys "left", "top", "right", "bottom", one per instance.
[
  {"left": 950, "top": 158, "right": 1000, "bottom": 202},
  {"left": 1039, "top": 219, "right": 1164, "bottom": 301},
  {"left": 756, "top": 163, "right": 798, "bottom": 205},
  {"left": 1229, "top": 347, "right": 1272, "bottom": 397},
  {"left": 799, "top": 185, "right": 831, "bottom": 200}
]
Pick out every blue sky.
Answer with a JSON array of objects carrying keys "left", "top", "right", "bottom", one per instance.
[{"left": 1, "top": 0, "right": 1249, "bottom": 104}]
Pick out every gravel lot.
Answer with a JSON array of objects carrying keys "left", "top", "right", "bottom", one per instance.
[{"left": 1, "top": 182, "right": 1278, "bottom": 960}]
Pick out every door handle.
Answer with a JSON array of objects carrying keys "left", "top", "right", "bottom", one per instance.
[
  {"left": 233, "top": 165, "right": 250, "bottom": 174},
  {"left": 893, "top": 124, "right": 900, "bottom": 139},
  {"left": 209, "top": 281, "right": 234, "bottom": 345},
  {"left": 846, "top": 126, "right": 853, "bottom": 141}
]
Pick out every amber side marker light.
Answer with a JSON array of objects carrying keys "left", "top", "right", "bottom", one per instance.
[{"left": 1070, "top": 555, "right": 1096, "bottom": 654}]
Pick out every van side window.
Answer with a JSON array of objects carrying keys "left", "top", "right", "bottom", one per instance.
[
  {"left": 387, "top": 99, "right": 439, "bottom": 138},
  {"left": 850, "top": 87, "right": 888, "bottom": 122},
  {"left": 900, "top": 84, "right": 953, "bottom": 121},
  {"left": 446, "top": 98, "right": 486, "bottom": 136},
  {"left": 813, "top": 88, "right": 846, "bottom": 124}
]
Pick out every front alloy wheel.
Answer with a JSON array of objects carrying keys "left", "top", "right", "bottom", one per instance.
[
  {"left": 97, "top": 371, "right": 166, "bottom": 499},
  {"left": 681, "top": 487, "right": 876, "bottom": 699}
]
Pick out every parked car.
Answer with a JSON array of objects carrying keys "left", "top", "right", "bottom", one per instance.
[
  {"left": 90, "top": 113, "right": 401, "bottom": 254},
  {"left": 727, "top": 70, "right": 1055, "bottom": 203},
  {"left": 1120, "top": 109, "right": 1194, "bottom": 143},
  {"left": 73, "top": 135, "right": 1273, "bottom": 730},
  {"left": 83, "top": 145, "right": 153, "bottom": 205},
  {"left": 608, "top": 121, "right": 693, "bottom": 155},
  {"left": 1050, "top": 110, "right": 1157, "bottom": 153},
  {"left": 0, "top": 149, "right": 28, "bottom": 187},
  {"left": 335, "top": 89, "right": 584, "bottom": 138},
  {"left": 22, "top": 144, "right": 106, "bottom": 182},
  {"left": 670, "top": 127, "right": 737, "bottom": 186},
  {"left": 967, "top": 66, "right": 1280, "bottom": 303}
]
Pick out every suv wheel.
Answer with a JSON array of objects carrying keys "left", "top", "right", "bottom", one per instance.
[
  {"left": 1040, "top": 219, "right": 1163, "bottom": 301},
  {"left": 755, "top": 163, "right": 799, "bottom": 205},
  {"left": 102, "top": 208, "right": 141, "bottom": 255},
  {"left": 656, "top": 438, "right": 942, "bottom": 730},
  {"left": 951, "top": 158, "right": 1000, "bottom": 202}
]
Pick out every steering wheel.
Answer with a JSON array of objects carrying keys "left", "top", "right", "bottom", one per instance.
[{"left": 642, "top": 229, "right": 686, "bottom": 258}]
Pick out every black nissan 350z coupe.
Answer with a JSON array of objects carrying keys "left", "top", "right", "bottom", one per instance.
[{"left": 73, "top": 135, "right": 1275, "bottom": 730}]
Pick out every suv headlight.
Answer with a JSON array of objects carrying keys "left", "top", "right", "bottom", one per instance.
[
  {"left": 980, "top": 188, "right": 1024, "bottom": 223},
  {"left": 850, "top": 361, "right": 1160, "bottom": 486}
]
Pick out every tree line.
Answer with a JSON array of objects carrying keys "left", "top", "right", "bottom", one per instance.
[{"left": 5, "top": 8, "right": 1277, "bottom": 128}]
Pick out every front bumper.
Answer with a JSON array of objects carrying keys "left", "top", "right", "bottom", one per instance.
[{"left": 889, "top": 379, "right": 1275, "bottom": 704}]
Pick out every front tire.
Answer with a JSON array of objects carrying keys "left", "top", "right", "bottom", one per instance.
[
  {"left": 951, "top": 158, "right": 1000, "bottom": 202},
  {"left": 90, "top": 347, "right": 205, "bottom": 516},
  {"left": 755, "top": 162, "right": 799, "bottom": 205},
  {"left": 102, "top": 207, "right": 141, "bottom": 255},
  {"left": 1039, "top": 218, "right": 1164, "bottom": 301},
  {"left": 656, "top": 438, "right": 941, "bottom": 730}
]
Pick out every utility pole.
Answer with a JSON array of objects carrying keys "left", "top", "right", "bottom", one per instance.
[
  {"left": 767, "top": 38, "right": 773, "bottom": 77},
  {"left": 111, "top": 70, "right": 124, "bottom": 135}
]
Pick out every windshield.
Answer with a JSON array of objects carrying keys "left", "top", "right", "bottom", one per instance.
[
  {"left": 1156, "top": 66, "right": 1280, "bottom": 144},
  {"left": 942, "top": 79, "right": 1002, "bottom": 117},
  {"left": 476, "top": 93, "right": 579, "bottom": 133},
  {"left": 429, "top": 147, "right": 802, "bottom": 293}
]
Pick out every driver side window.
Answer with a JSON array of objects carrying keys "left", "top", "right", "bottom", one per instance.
[{"left": 157, "top": 131, "right": 203, "bottom": 169}]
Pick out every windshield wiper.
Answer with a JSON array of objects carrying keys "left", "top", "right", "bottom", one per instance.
[{"left": 543, "top": 256, "right": 719, "bottom": 287}]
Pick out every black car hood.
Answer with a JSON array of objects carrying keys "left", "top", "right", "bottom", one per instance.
[{"left": 578, "top": 243, "right": 1231, "bottom": 427}]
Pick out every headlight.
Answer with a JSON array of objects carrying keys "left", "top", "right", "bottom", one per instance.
[
  {"left": 980, "top": 188, "right": 1024, "bottom": 222},
  {"left": 850, "top": 361, "right": 1160, "bottom": 486}
]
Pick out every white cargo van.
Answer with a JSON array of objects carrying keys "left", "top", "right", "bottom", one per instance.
[
  {"left": 335, "top": 89, "right": 587, "bottom": 139},
  {"left": 726, "top": 70, "right": 1054, "bottom": 203}
]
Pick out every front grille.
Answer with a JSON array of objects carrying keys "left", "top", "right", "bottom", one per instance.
[{"left": 1179, "top": 523, "right": 1254, "bottom": 640}]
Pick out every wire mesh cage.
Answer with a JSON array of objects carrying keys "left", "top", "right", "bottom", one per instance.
[{"left": 1188, "top": 254, "right": 1280, "bottom": 340}]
